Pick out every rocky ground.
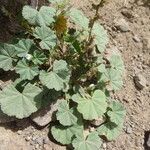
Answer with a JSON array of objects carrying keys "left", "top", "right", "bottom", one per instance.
[{"left": 0, "top": 0, "right": 150, "bottom": 150}]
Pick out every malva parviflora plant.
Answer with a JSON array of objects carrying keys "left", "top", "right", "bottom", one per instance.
[{"left": 0, "top": 0, "right": 126, "bottom": 149}]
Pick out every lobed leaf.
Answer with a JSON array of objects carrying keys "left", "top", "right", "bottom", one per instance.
[
  {"left": 33, "top": 26, "right": 57, "bottom": 50},
  {"left": 72, "top": 132, "right": 102, "bottom": 150},
  {"left": 14, "top": 39, "right": 34, "bottom": 57},
  {"left": 16, "top": 60, "right": 39, "bottom": 80},
  {"left": 0, "top": 43, "right": 17, "bottom": 71},
  {"left": 56, "top": 101, "right": 77, "bottom": 126},
  {"left": 0, "top": 83, "right": 42, "bottom": 119},
  {"left": 92, "top": 23, "right": 109, "bottom": 53},
  {"left": 97, "top": 122, "right": 123, "bottom": 141},
  {"left": 100, "top": 68, "right": 123, "bottom": 91},
  {"left": 51, "top": 123, "right": 83, "bottom": 145},
  {"left": 107, "top": 101, "right": 126, "bottom": 125},
  {"left": 74, "top": 90, "right": 107, "bottom": 120},
  {"left": 109, "top": 55, "right": 124, "bottom": 75},
  {"left": 22, "top": 5, "right": 56, "bottom": 26},
  {"left": 32, "top": 50, "right": 47, "bottom": 65},
  {"left": 69, "top": 8, "right": 89, "bottom": 30},
  {"left": 40, "top": 60, "right": 70, "bottom": 91}
]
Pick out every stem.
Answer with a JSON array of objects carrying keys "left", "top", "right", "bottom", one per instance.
[{"left": 86, "top": 0, "right": 106, "bottom": 48}]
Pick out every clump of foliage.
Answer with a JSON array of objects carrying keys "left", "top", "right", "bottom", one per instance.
[{"left": 0, "top": 0, "right": 126, "bottom": 149}]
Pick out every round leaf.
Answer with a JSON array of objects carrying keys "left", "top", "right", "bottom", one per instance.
[
  {"left": 0, "top": 84, "right": 42, "bottom": 119},
  {"left": 107, "top": 101, "right": 126, "bottom": 125},
  {"left": 92, "top": 23, "right": 109, "bottom": 52},
  {"left": 0, "top": 43, "right": 16, "bottom": 71},
  {"left": 51, "top": 123, "right": 83, "bottom": 145},
  {"left": 56, "top": 101, "right": 77, "bottom": 126},
  {"left": 16, "top": 60, "right": 39, "bottom": 80},
  {"left": 76, "top": 90, "right": 107, "bottom": 120},
  {"left": 33, "top": 26, "right": 57, "bottom": 50},
  {"left": 72, "top": 132, "right": 102, "bottom": 150},
  {"left": 97, "top": 122, "right": 123, "bottom": 141}
]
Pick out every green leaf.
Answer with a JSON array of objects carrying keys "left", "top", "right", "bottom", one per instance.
[
  {"left": 97, "top": 122, "right": 123, "bottom": 141},
  {"left": 22, "top": 5, "right": 38, "bottom": 25},
  {"left": 75, "top": 90, "right": 107, "bottom": 120},
  {"left": 97, "top": 64, "right": 106, "bottom": 73},
  {"left": 72, "top": 132, "right": 102, "bottom": 150},
  {"left": 100, "top": 68, "right": 123, "bottom": 91},
  {"left": 0, "top": 83, "right": 42, "bottom": 119},
  {"left": 40, "top": 60, "right": 70, "bottom": 91},
  {"left": 0, "top": 43, "right": 16, "bottom": 71},
  {"left": 51, "top": 123, "right": 83, "bottom": 145},
  {"left": 40, "top": 71, "right": 65, "bottom": 91},
  {"left": 109, "top": 55, "right": 124, "bottom": 74},
  {"left": 107, "top": 101, "right": 126, "bottom": 125},
  {"left": 37, "top": 6, "right": 56, "bottom": 26},
  {"left": 56, "top": 101, "right": 77, "bottom": 126},
  {"left": 32, "top": 50, "right": 47, "bottom": 65},
  {"left": 16, "top": 60, "right": 39, "bottom": 80},
  {"left": 14, "top": 39, "right": 33, "bottom": 57},
  {"left": 33, "top": 26, "right": 57, "bottom": 50},
  {"left": 22, "top": 6, "right": 56, "bottom": 26},
  {"left": 92, "top": 23, "right": 109, "bottom": 52},
  {"left": 69, "top": 8, "right": 89, "bottom": 30}
]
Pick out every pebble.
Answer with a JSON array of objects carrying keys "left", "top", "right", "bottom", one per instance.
[
  {"left": 91, "top": 117, "right": 105, "bottom": 126},
  {"left": 126, "top": 126, "right": 133, "bottom": 134},
  {"left": 133, "top": 35, "right": 141, "bottom": 43},
  {"left": 17, "top": 130, "right": 22, "bottom": 135},
  {"left": 134, "top": 74, "right": 147, "bottom": 90},
  {"left": 114, "top": 18, "right": 130, "bottom": 32},
  {"left": 43, "top": 137, "right": 49, "bottom": 144},
  {"left": 25, "top": 136, "right": 31, "bottom": 141},
  {"left": 102, "top": 143, "right": 107, "bottom": 149}
]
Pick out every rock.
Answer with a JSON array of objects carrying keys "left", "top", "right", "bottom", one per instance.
[
  {"left": 126, "top": 126, "right": 133, "bottom": 134},
  {"left": 31, "top": 99, "right": 63, "bottom": 127},
  {"left": 121, "top": 9, "right": 134, "bottom": 19},
  {"left": 91, "top": 117, "right": 105, "bottom": 126},
  {"left": 147, "top": 134, "right": 150, "bottom": 148},
  {"left": 17, "top": 130, "right": 22, "bottom": 135},
  {"left": 102, "top": 143, "right": 107, "bottom": 149},
  {"left": 134, "top": 74, "right": 147, "bottom": 90},
  {"left": 114, "top": 18, "right": 130, "bottom": 32},
  {"left": 0, "top": 127, "right": 31, "bottom": 150},
  {"left": 133, "top": 35, "right": 141, "bottom": 43}
]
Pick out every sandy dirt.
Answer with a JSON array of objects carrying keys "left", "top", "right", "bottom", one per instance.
[{"left": 0, "top": 0, "right": 149, "bottom": 150}]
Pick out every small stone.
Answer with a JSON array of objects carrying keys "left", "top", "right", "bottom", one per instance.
[
  {"left": 126, "top": 126, "right": 133, "bottom": 134},
  {"left": 102, "top": 143, "right": 107, "bottom": 149},
  {"left": 35, "top": 144, "right": 39, "bottom": 149},
  {"left": 134, "top": 74, "right": 147, "bottom": 90},
  {"left": 121, "top": 9, "right": 134, "bottom": 19},
  {"left": 25, "top": 136, "right": 31, "bottom": 141},
  {"left": 35, "top": 137, "right": 44, "bottom": 146},
  {"left": 114, "top": 18, "right": 130, "bottom": 32},
  {"left": 133, "top": 35, "right": 141, "bottom": 43},
  {"left": 43, "top": 137, "right": 49, "bottom": 144},
  {"left": 89, "top": 127, "right": 95, "bottom": 132},
  {"left": 91, "top": 117, "right": 105, "bottom": 126},
  {"left": 17, "top": 130, "right": 22, "bottom": 135},
  {"left": 147, "top": 134, "right": 150, "bottom": 148}
]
